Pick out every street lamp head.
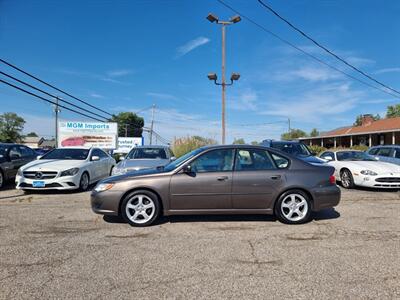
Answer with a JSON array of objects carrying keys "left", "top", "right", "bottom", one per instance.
[
  {"left": 230, "top": 15, "right": 241, "bottom": 23},
  {"left": 208, "top": 73, "right": 218, "bottom": 81},
  {"left": 230, "top": 73, "right": 240, "bottom": 81},
  {"left": 206, "top": 13, "right": 219, "bottom": 23}
]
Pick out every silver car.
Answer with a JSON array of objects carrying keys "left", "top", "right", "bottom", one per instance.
[{"left": 112, "top": 145, "right": 175, "bottom": 176}]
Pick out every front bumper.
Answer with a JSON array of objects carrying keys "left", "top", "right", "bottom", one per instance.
[
  {"left": 15, "top": 174, "right": 80, "bottom": 190},
  {"left": 311, "top": 185, "right": 341, "bottom": 211},
  {"left": 354, "top": 173, "right": 400, "bottom": 188},
  {"left": 91, "top": 189, "right": 123, "bottom": 216}
]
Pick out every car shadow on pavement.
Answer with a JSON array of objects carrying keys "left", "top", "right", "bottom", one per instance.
[{"left": 103, "top": 208, "right": 340, "bottom": 226}]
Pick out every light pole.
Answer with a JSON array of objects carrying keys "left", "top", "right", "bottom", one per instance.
[{"left": 207, "top": 13, "right": 241, "bottom": 145}]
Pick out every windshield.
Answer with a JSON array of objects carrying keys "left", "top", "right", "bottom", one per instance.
[
  {"left": 41, "top": 148, "right": 89, "bottom": 160},
  {"left": 271, "top": 142, "right": 311, "bottom": 156},
  {"left": 336, "top": 151, "right": 376, "bottom": 161},
  {"left": 164, "top": 148, "right": 204, "bottom": 172},
  {"left": 127, "top": 148, "right": 167, "bottom": 159}
]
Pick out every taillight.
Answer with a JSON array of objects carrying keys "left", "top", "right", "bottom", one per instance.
[{"left": 329, "top": 175, "right": 336, "bottom": 184}]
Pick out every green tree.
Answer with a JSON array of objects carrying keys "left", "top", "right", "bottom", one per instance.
[
  {"left": 26, "top": 132, "right": 38, "bottom": 137},
  {"left": 0, "top": 112, "right": 26, "bottom": 142},
  {"left": 353, "top": 114, "right": 380, "bottom": 126},
  {"left": 232, "top": 138, "right": 245, "bottom": 144},
  {"left": 386, "top": 104, "right": 400, "bottom": 118},
  {"left": 310, "top": 128, "right": 319, "bottom": 137},
  {"left": 110, "top": 112, "right": 144, "bottom": 137},
  {"left": 281, "top": 129, "right": 307, "bottom": 140},
  {"left": 250, "top": 141, "right": 259, "bottom": 145}
]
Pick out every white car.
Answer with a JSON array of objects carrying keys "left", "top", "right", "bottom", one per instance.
[
  {"left": 320, "top": 150, "right": 400, "bottom": 189},
  {"left": 16, "top": 147, "right": 115, "bottom": 191}
]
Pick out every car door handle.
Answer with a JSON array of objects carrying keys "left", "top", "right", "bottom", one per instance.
[
  {"left": 270, "top": 175, "right": 281, "bottom": 180},
  {"left": 217, "top": 176, "right": 229, "bottom": 181}
]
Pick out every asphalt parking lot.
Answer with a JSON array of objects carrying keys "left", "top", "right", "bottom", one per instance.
[{"left": 0, "top": 185, "right": 399, "bottom": 299}]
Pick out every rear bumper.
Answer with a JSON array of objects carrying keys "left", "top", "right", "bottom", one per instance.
[{"left": 311, "top": 185, "right": 341, "bottom": 211}]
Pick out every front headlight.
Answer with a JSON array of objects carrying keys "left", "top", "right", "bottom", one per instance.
[
  {"left": 112, "top": 167, "right": 127, "bottom": 175},
  {"left": 360, "top": 170, "right": 378, "bottom": 176},
  {"left": 17, "top": 168, "right": 23, "bottom": 176},
  {"left": 94, "top": 183, "right": 114, "bottom": 193},
  {"left": 60, "top": 168, "right": 80, "bottom": 177}
]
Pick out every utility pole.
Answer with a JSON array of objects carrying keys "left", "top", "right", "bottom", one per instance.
[
  {"left": 207, "top": 13, "right": 241, "bottom": 145},
  {"left": 288, "top": 118, "right": 291, "bottom": 134},
  {"left": 149, "top": 104, "right": 155, "bottom": 145},
  {"left": 54, "top": 96, "right": 60, "bottom": 148}
]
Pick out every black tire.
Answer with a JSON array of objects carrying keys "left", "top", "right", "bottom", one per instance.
[
  {"left": 121, "top": 190, "right": 161, "bottom": 227},
  {"left": 340, "top": 169, "right": 354, "bottom": 189},
  {"left": 79, "top": 172, "right": 90, "bottom": 191},
  {"left": 275, "top": 189, "right": 312, "bottom": 224}
]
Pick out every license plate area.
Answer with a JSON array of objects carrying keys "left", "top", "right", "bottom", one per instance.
[{"left": 32, "top": 181, "right": 45, "bottom": 188}]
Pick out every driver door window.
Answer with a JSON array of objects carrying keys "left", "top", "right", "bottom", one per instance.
[{"left": 190, "top": 149, "right": 234, "bottom": 173}]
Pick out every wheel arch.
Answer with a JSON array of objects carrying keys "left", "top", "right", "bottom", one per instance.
[{"left": 118, "top": 187, "right": 164, "bottom": 217}]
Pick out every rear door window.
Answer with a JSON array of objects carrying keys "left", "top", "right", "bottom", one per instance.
[{"left": 235, "top": 149, "right": 276, "bottom": 171}]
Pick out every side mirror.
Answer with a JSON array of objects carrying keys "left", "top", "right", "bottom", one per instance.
[
  {"left": 37, "top": 155, "right": 42, "bottom": 160},
  {"left": 182, "top": 164, "right": 192, "bottom": 173},
  {"left": 119, "top": 156, "right": 125, "bottom": 161},
  {"left": 324, "top": 156, "right": 333, "bottom": 161},
  {"left": 91, "top": 155, "right": 100, "bottom": 161},
  {"left": 374, "top": 156, "right": 380, "bottom": 161},
  {"left": 170, "top": 156, "right": 176, "bottom": 161}
]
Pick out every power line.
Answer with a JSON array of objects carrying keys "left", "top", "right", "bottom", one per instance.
[
  {"left": 216, "top": 0, "right": 400, "bottom": 100},
  {"left": 257, "top": 0, "right": 400, "bottom": 96},
  {"left": 0, "top": 71, "right": 109, "bottom": 121},
  {"left": 0, "top": 79, "right": 106, "bottom": 122},
  {"left": 0, "top": 58, "right": 114, "bottom": 117}
]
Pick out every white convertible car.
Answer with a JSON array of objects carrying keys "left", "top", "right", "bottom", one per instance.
[
  {"left": 16, "top": 147, "right": 115, "bottom": 191},
  {"left": 320, "top": 150, "right": 400, "bottom": 189}
]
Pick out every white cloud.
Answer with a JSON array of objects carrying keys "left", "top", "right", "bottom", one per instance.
[
  {"left": 230, "top": 89, "right": 258, "bottom": 111},
  {"left": 374, "top": 67, "right": 400, "bottom": 75},
  {"left": 274, "top": 66, "right": 342, "bottom": 82},
  {"left": 146, "top": 92, "right": 178, "bottom": 100},
  {"left": 106, "top": 69, "right": 134, "bottom": 77},
  {"left": 89, "top": 92, "right": 104, "bottom": 99},
  {"left": 176, "top": 37, "right": 210, "bottom": 57}
]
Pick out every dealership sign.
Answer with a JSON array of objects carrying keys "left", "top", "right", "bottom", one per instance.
[
  {"left": 115, "top": 137, "right": 144, "bottom": 153},
  {"left": 58, "top": 121, "right": 118, "bottom": 149}
]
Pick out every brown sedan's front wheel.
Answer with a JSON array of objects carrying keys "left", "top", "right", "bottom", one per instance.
[
  {"left": 121, "top": 190, "right": 160, "bottom": 227},
  {"left": 275, "top": 190, "right": 312, "bottom": 224}
]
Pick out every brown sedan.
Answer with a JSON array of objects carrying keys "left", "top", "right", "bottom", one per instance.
[{"left": 91, "top": 145, "right": 340, "bottom": 226}]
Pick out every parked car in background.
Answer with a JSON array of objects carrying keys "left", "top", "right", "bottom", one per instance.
[
  {"left": 92, "top": 145, "right": 340, "bottom": 227},
  {"left": 16, "top": 147, "right": 116, "bottom": 191},
  {"left": 261, "top": 140, "right": 325, "bottom": 164},
  {"left": 0, "top": 143, "right": 37, "bottom": 189},
  {"left": 33, "top": 148, "right": 51, "bottom": 157},
  {"left": 112, "top": 145, "right": 175, "bottom": 176},
  {"left": 367, "top": 145, "right": 400, "bottom": 165},
  {"left": 320, "top": 150, "right": 400, "bottom": 189}
]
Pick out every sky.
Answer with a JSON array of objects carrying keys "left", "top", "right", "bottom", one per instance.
[{"left": 1, "top": 0, "right": 400, "bottom": 144}]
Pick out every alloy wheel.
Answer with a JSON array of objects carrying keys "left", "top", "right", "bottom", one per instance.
[
  {"left": 80, "top": 173, "right": 89, "bottom": 190},
  {"left": 125, "top": 194, "right": 155, "bottom": 224},
  {"left": 0, "top": 172, "right": 3, "bottom": 189},
  {"left": 280, "top": 193, "right": 309, "bottom": 222},
  {"left": 341, "top": 170, "right": 351, "bottom": 188}
]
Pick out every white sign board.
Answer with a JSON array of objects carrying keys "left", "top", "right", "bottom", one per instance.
[
  {"left": 58, "top": 121, "right": 118, "bottom": 149},
  {"left": 115, "top": 137, "right": 144, "bottom": 154}
]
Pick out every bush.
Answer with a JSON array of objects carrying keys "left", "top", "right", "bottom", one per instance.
[
  {"left": 350, "top": 144, "right": 369, "bottom": 152},
  {"left": 172, "top": 136, "right": 217, "bottom": 158},
  {"left": 308, "top": 145, "right": 327, "bottom": 155}
]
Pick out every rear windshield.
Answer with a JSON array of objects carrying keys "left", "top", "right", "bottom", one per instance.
[
  {"left": 127, "top": 148, "right": 167, "bottom": 159},
  {"left": 41, "top": 148, "right": 89, "bottom": 160},
  {"left": 271, "top": 142, "right": 311, "bottom": 156}
]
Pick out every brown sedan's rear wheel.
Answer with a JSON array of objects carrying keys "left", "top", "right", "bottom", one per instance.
[
  {"left": 121, "top": 190, "right": 160, "bottom": 227},
  {"left": 275, "top": 189, "right": 312, "bottom": 224}
]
